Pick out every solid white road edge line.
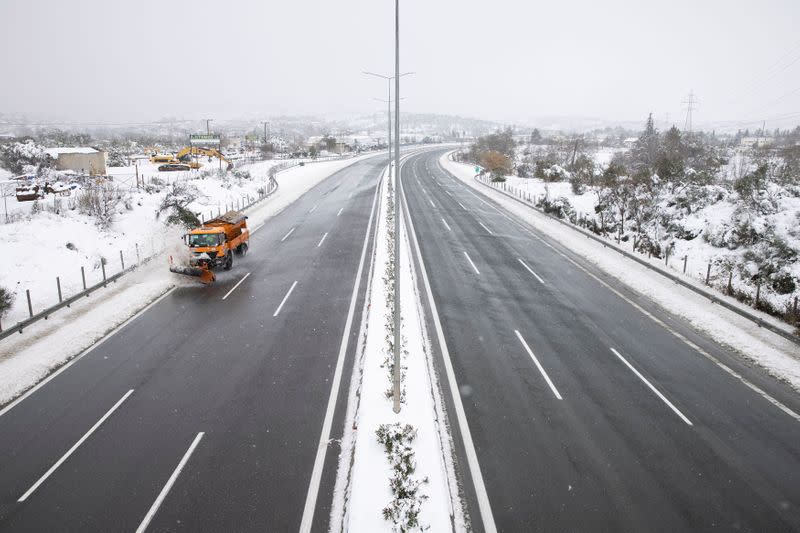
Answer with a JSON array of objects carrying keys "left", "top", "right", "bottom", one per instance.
[
  {"left": 317, "top": 232, "right": 328, "bottom": 248},
  {"left": 135, "top": 432, "right": 204, "bottom": 533},
  {"left": 18, "top": 389, "right": 135, "bottom": 502},
  {"left": 221, "top": 272, "right": 251, "bottom": 300},
  {"left": 400, "top": 155, "right": 497, "bottom": 533},
  {"left": 610, "top": 348, "right": 693, "bottom": 426},
  {"left": 0, "top": 287, "right": 176, "bottom": 419},
  {"left": 439, "top": 158, "right": 800, "bottom": 423},
  {"left": 299, "top": 160, "right": 383, "bottom": 533},
  {"left": 463, "top": 251, "right": 481, "bottom": 275},
  {"left": 441, "top": 217, "right": 452, "bottom": 232},
  {"left": 273, "top": 281, "right": 298, "bottom": 317},
  {"left": 514, "top": 330, "right": 563, "bottom": 400},
  {"left": 517, "top": 258, "right": 545, "bottom": 284},
  {"left": 281, "top": 227, "right": 295, "bottom": 242}
]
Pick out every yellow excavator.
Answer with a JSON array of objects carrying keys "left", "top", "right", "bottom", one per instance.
[
  {"left": 175, "top": 147, "right": 233, "bottom": 171},
  {"left": 149, "top": 147, "right": 232, "bottom": 170}
]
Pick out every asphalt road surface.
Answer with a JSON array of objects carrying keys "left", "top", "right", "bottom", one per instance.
[
  {"left": 400, "top": 149, "right": 800, "bottom": 533},
  {"left": 0, "top": 154, "right": 387, "bottom": 532}
]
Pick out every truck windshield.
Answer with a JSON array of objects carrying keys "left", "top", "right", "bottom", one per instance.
[{"left": 188, "top": 233, "right": 221, "bottom": 247}]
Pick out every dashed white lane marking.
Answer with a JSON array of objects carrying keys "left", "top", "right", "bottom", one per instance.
[
  {"left": 135, "top": 432, "right": 205, "bottom": 533},
  {"left": 401, "top": 156, "right": 497, "bottom": 532},
  {"left": 273, "top": 281, "right": 298, "bottom": 317},
  {"left": 610, "top": 348, "right": 693, "bottom": 426},
  {"left": 317, "top": 232, "right": 328, "bottom": 248},
  {"left": 19, "top": 389, "right": 135, "bottom": 502},
  {"left": 478, "top": 221, "right": 494, "bottom": 235},
  {"left": 441, "top": 218, "right": 452, "bottom": 232},
  {"left": 463, "top": 251, "right": 481, "bottom": 275},
  {"left": 514, "top": 331, "right": 563, "bottom": 400},
  {"left": 337, "top": 207, "right": 344, "bottom": 217},
  {"left": 517, "top": 258, "right": 545, "bottom": 284},
  {"left": 281, "top": 227, "right": 295, "bottom": 242},
  {"left": 221, "top": 272, "right": 250, "bottom": 300},
  {"left": 449, "top": 167, "right": 800, "bottom": 423},
  {"left": 300, "top": 159, "right": 384, "bottom": 532},
  {"left": 457, "top": 201, "right": 467, "bottom": 210}
]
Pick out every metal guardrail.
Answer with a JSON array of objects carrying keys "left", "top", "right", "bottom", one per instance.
[
  {"left": 444, "top": 154, "right": 800, "bottom": 347},
  {"left": 0, "top": 176, "right": 279, "bottom": 342}
]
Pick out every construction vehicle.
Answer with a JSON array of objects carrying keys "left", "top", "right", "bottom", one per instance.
[
  {"left": 150, "top": 153, "right": 175, "bottom": 163},
  {"left": 158, "top": 163, "right": 192, "bottom": 172},
  {"left": 169, "top": 211, "right": 249, "bottom": 285},
  {"left": 174, "top": 147, "right": 234, "bottom": 171}
]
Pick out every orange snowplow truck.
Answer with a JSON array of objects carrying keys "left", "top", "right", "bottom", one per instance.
[{"left": 169, "top": 211, "right": 249, "bottom": 284}]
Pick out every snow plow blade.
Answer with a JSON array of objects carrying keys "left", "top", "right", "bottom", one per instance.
[{"left": 169, "top": 265, "right": 216, "bottom": 285}]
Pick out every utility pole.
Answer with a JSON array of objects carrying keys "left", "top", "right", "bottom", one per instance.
[
  {"left": 682, "top": 91, "right": 697, "bottom": 133},
  {"left": 205, "top": 118, "right": 213, "bottom": 134}
]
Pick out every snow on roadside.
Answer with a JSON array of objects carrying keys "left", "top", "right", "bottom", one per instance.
[
  {"left": 0, "top": 153, "right": 378, "bottom": 408},
  {"left": 332, "top": 165, "right": 463, "bottom": 532},
  {"left": 441, "top": 153, "right": 800, "bottom": 390}
]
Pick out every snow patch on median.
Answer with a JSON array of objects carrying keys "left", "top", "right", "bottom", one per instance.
[{"left": 331, "top": 164, "right": 464, "bottom": 531}]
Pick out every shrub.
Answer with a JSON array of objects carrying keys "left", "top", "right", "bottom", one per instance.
[
  {"left": 0, "top": 286, "right": 14, "bottom": 318},
  {"left": 78, "top": 184, "right": 118, "bottom": 228},
  {"left": 158, "top": 182, "right": 200, "bottom": 228},
  {"left": 376, "top": 423, "right": 428, "bottom": 532}
]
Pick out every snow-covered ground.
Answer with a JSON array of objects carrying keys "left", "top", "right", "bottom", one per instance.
[
  {"left": 332, "top": 163, "right": 462, "bottom": 531},
  {"left": 0, "top": 153, "right": 377, "bottom": 407},
  {"left": 442, "top": 153, "right": 800, "bottom": 390}
]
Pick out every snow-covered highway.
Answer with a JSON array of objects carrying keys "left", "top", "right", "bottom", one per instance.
[{"left": 0, "top": 154, "right": 388, "bottom": 531}]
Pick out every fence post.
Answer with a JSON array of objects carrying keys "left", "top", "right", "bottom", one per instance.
[
  {"left": 136, "top": 243, "right": 140, "bottom": 264},
  {"left": 120, "top": 250, "right": 125, "bottom": 270},
  {"left": 27, "top": 289, "right": 33, "bottom": 318},
  {"left": 81, "top": 266, "right": 87, "bottom": 291},
  {"left": 727, "top": 271, "right": 733, "bottom": 295},
  {"left": 706, "top": 262, "right": 711, "bottom": 285},
  {"left": 755, "top": 283, "right": 761, "bottom": 309},
  {"left": 665, "top": 249, "right": 669, "bottom": 266},
  {"left": 101, "top": 259, "right": 107, "bottom": 286},
  {"left": 57, "top": 276, "right": 62, "bottom": 303},
  {"left": 683, "top": 255, "right": 688, "bottom": 274},
  {"left": 794, "top": 297, "right": 798, "bottom": 321}
]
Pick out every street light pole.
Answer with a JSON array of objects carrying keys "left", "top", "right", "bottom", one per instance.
[
  {"left": 363, "top": 71, "right": 414, "bottom": 174},
  {"left": 392, "top": 0, "right": 401, "bottom": 414}
]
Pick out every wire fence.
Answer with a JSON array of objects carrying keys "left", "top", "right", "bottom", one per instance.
[{"left": 0, "top": 176, "right": 279, "bottom": 341}]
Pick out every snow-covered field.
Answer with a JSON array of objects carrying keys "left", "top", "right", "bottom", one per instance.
[
  {"left": 0, "top": 153, "right": 377, "bottom": 407},
  {"left": 442, "top": 153, "right": 800, "bottom": 391},
  {"left": 332, "top": 164, "right": 462, "bottom": 531}
]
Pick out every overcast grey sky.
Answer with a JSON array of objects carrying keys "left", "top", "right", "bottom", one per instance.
[{"left": 1, "top": 0, "right": 799, "bottom": 129}]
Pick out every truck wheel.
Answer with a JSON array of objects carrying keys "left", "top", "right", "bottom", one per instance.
[
  {"left": 236, "top": 243, "right": 248, "bottom": 256},
  {"left": 224, "top": 252, "right": 233, "bottom": 270}
]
